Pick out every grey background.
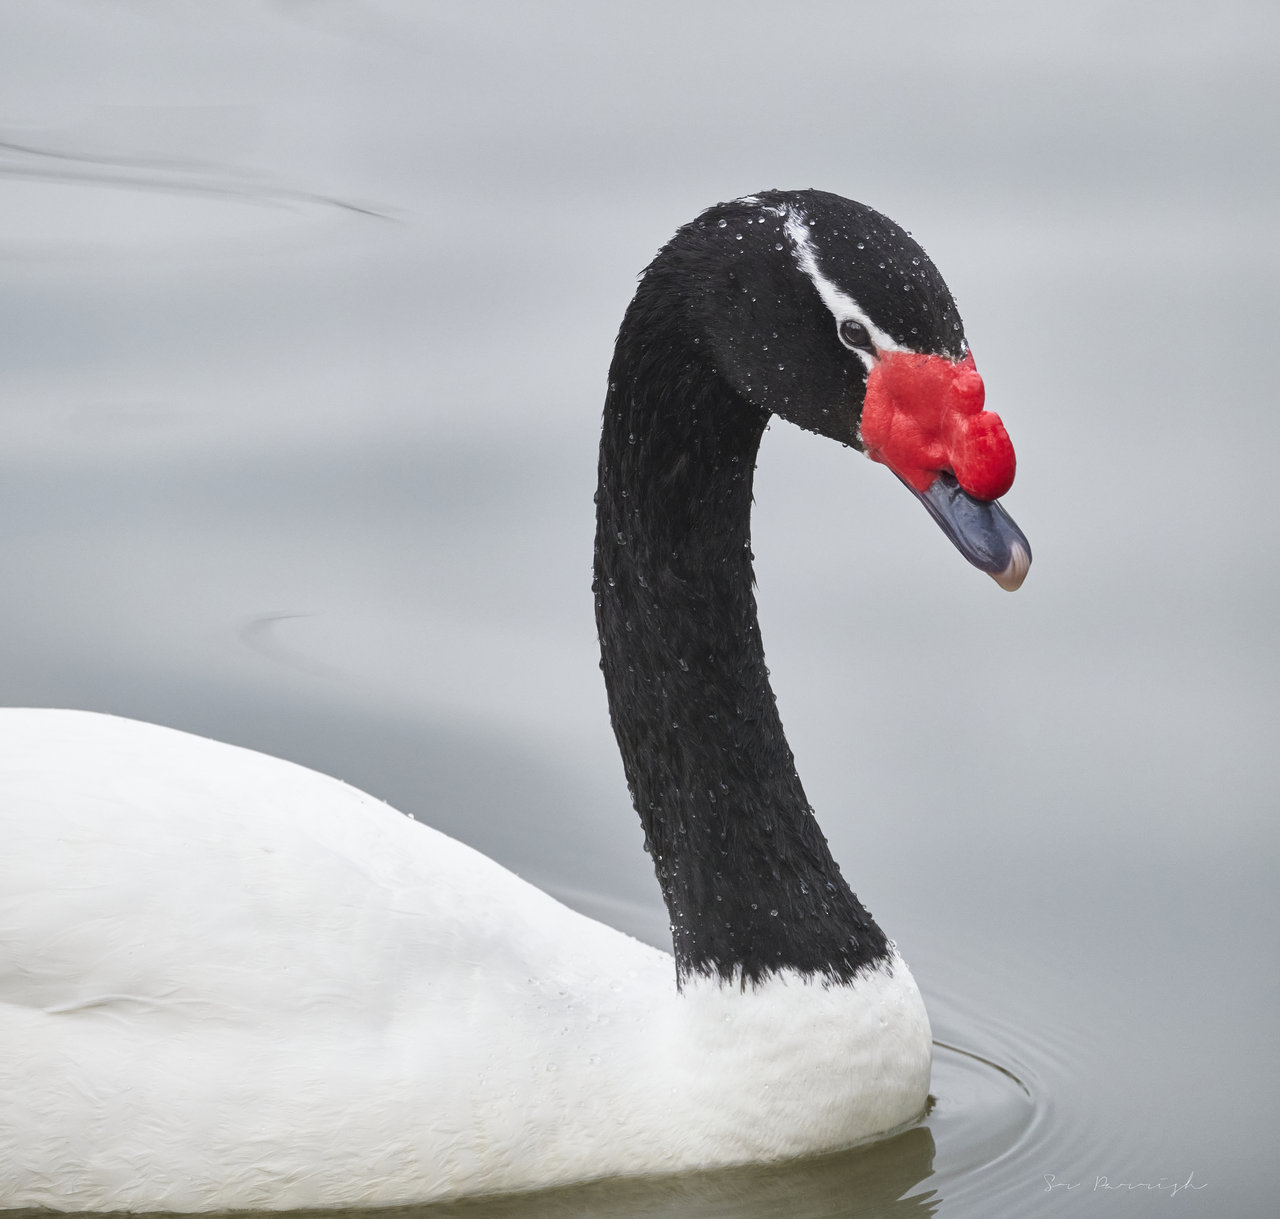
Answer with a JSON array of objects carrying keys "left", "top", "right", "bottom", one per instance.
[{"left": 0, "top": 2, "right": 1275, "bottom": 1215}]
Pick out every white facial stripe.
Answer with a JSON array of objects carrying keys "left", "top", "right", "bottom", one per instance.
[{"left": 780, "top": 208, "right": 905, "bottom": 370}]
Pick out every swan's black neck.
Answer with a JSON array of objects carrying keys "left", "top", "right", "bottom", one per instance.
[{"left": 594, "top": 270, "right": 890, "bottom": 988}]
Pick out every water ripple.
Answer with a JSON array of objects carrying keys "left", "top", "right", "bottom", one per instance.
[{"left": 0, "top": 135, "right": 392, "bottom": 254}]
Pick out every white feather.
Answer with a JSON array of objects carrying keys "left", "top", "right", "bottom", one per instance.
[
  {"left": 780, "top": 206, "right": 905, "bottom": 371},
  {"left": 0, "top": 709, "right": 930, "bottom": 1211}
]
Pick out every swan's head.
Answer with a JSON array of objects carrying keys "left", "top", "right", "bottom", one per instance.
[{"left": 667, "top": 189, "right": 1030, "bottom": 591}]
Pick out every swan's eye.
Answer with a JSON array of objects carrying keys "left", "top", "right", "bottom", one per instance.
[{"left": 838, "top": 319, "right": 874, "bottom": 352}]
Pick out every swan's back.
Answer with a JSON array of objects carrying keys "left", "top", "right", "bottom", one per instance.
[
  {"left": 2, "top": 709, "right": 599, "bottom": 1013},
  {"left": 0, "top": 709, "right": 678, "bottom": 1210}
]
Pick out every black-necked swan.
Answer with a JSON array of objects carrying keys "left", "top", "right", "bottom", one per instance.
[{"left": 0, "top": 189, "right": 1029, "bottom": 1212}]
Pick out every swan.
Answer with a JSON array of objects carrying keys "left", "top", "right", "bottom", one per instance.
[{"left": 0, "top": 189, "right": 1030, "bottom": 1212}]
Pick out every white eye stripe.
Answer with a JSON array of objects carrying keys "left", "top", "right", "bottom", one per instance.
[{"left": 779, "top": 208, "right": 905, "bottom": 368}]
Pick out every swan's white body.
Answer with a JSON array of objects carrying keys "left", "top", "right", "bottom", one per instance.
[{"left": 1, "top": 709, "right": 930, "bottom": 1212}]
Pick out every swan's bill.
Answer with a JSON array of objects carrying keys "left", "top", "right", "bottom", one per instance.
[
  {"left": 992, "top": 538, "right": 1031, "bottom": 592},
  {"left": 902, "top": 470, "right": 1032, "bottom": 591}
]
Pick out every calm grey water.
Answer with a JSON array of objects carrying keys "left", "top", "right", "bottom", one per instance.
[{"left": 1, "top": 3, "right": 1276, "bottom": 1216}]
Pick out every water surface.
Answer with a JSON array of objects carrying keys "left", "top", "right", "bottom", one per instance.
[{"left": 0, "top": 4, "right": 1275, "bottom": 1216}]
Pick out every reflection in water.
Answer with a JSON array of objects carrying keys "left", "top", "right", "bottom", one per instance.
[
  {"left": 390, "top": 1127, "right": 938, "bottom": 1219},
  {"left": 38, "top": 1128, "right": 936, "bottom": 1219}
]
